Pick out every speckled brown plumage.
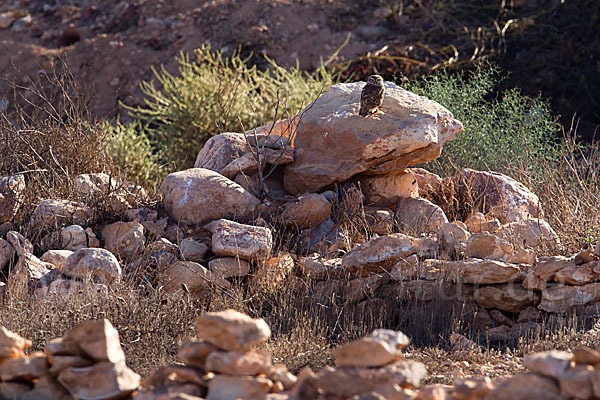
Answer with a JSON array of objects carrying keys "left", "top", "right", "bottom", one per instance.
[{"left": 359, "top": 75, "right": 385, "bottom": 116}]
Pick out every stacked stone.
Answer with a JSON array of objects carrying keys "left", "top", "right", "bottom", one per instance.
[
  {"left": 0, "top": 319, "right": 139, "bottom": 400},
  {"left": 137, "top": 309, "right": 297, "bottom": 400},
  {"left": 296, "top": 329, "right": 426, "bottom": 399}
]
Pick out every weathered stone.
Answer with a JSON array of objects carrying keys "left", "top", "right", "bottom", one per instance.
[
  {"left": 342, "top": 233, "right": 437, "bottom": 277},
  {"left": 412, "top": 168, "right": 443, "bottom": 197},
  {"left": 507, "top": 249, "right": 536, "bottom": 265},
  {"left": 465, "top": 232, "right": 513, "bottom": 261},
  {"left": 554, "top": 261, "right": 599, "bottom": 285},
  {"left": 177, "top": 340, "right": 216, "bottom": 369},
  {"left": 446, "top": 258, "right": 522, "bottom": 284},
  {"left": 141, "top": 364, "right": 208, "bottom": 388},
  {"left": 40, "top": 278, "right": 108, "bottom": 301},
  {"left": 474, "top": 285, "right": 539, "bottom": 312},
  {"left": 7, "top": 253, "right": 56, "bottom": 295},
  {"left": 464, "top": 213, "right": 501, "bottom": 234},
  {"left": 283, "top": 81, "right": 462, "bottom": 194},
  {"left": 194, "top": 132, "right": 250, "bottom": 173},
  {"left": 394, "top": 197, "right": 448, "bottom": 235},
  {"left": 268, "top": 364, "right": 297, "bottom": 391},
  {"left": 205, "top": 349, "right": 272, "bottom": 375},
  {"left": 194, "top": 309, "right": 271, "bottom": 351},
  {"left": 48, "top": 354, "right": 94, "bottom": 374},
  {"left": 453, "top": 376, "right": 494, "bottom": 400},
  {"left": 314, "top": 279, "right": 345, "bottom": 302},
  {"left": 450, "top": 333, "right": 478, "bottom": 351},
  {"left": 180, "top": 238, "right": 209, "bottom": 262},
  {"left": 86, "top": 227, "right": 101, "bottom": 247},
  {"left": 220, "top": 152, "right": 262, "bottom": 180},
  {"left": 264, "top": 147, "right": 295, "bottom": 165},
  {"left": 206, "top": 375, "right": 272, "bottom": 400},
  {"left": 102, "top": 220, "right": 146, "bottom": 259},
  {"left": 29, "top": 199, "right": 95, "bottom": 231},
  {"left": 281, "top": 193, "right": 331, "bottom": 229},
  {"left": 208, "top": 257, "right": 251, "bottom": 278},
  {"left": 63, "top": 319, "right": 126, "bottom": 364},
  {"left": 45, "top": 337, "right": 83, "bottom": 358},
  {"left": 6, "top": 230, "right": 33, "bottom": 257},
  {"left": 58, "top": 361, "right": 140, "bottom": 400},
  {"left": 208, "top": 219, "right": 272, "bottom": 262},
  {"left": 62, "top": 248, "right": 122, "bottom": 284},
  {"left": 437, "top": 222, "right": 470, "bottom": 257},
  {"left": 299, "top": 255, "right": 343, "bottom": 280},
  {"left": 523, "top": 350, "right": 572, "bottom": 378},
  {"left": 335, "top": 329, "right": 409, "bottom": 368},
  {"left": 559, "top": 364, "right": 594, "bottom": 399},
  {"left": 162, "top": 168, "right": 260, "bottom": 225},
  {"left": 0, "top": 351, "right": 48, "bottom": 381},
  {"left": 484, "top": 373, "right": 562, "bottom": 400},
  {"left": 496, "top": 218, "right": 560, "bottom": 249},
  {"left": 517, "top": 306, "right": 543, "bottom": 322},
  {"left": 538, "top": 283, "right": 600, "bottom": 312},
  {"left": 0, "top": 382, "right": 32, "bottom": 400},
  {"left": 364, "top": 207, "right": 395, "bottom": 235},
  {"left": 388, "top": 255, "right": 422, "bottom": 281},
  {"left": 252, "top": 253, "right": 295, "bottom": 289},
  {"left": 491, "top": 310, "right": 518, "bottom": 327},
  {"left": 316, "top": 360, "right": 427, "bottom": 397},
  {"left": 0, "top": 174, "right": 25, "bottom": 224},
  {"left": 452, "top": 169, "right": 541, "bottom": 223},
  {"left": 134, "top": 384, "right": 205, "bottom": 399},
  {"left": 21, "top": 375, "right": 71, "bottom": 400},
  {"left": 0, "top": 238, "right": 12, "bottom": 270},
  {"left": 360, "top": 170, "right": 418, "bottom": 206},
  {"left": 572, "top": 346, "right": 600, "bottom": 366},
  {"left": 58, "top": 225, "right": 87, "bottom": 251},
  {"left": 144, "top": 239, "right": 179, "bottom": 269},
  {"left": 380, "top": 280, "right": 441, "bottom": 302},
  {"left": 522, "top": 256, "right": 575, "bottom": 290},
  {"left": 160, "top": 261, "right": 230, "bottom": 296}
]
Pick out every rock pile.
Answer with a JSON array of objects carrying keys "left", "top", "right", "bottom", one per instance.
[
  {"left": 3, "top": 310, "right": 600, "bottom": 399},
  {"left": 0, "top": 319, "right": 139, "bottom": 400}
]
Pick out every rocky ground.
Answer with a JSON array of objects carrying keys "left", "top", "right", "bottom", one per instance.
[
  {"left": 1, "top": 0, "right": 599, "bottom": 138},
  {"left": 1, "top": 78, "right": 599, "bottom": 399}
]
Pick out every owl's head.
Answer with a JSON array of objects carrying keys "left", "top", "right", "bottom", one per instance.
[{"left": 367, "top": 75, "right": 384, "bottom": 86}]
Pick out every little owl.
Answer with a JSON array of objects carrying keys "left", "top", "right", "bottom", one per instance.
[{"left": 359, "top": 74, "right": 385, "bottom": 116}]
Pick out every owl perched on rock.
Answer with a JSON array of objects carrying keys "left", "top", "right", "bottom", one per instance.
[{"left": 359, "top": 74, "right": 385, "bottom": 116}]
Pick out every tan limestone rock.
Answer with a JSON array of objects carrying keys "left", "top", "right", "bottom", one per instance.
[
  {"left": 205, "top": 349, "right": 272, "bottom": 375},
  {"left": 29, "top": 199, "right": 95, "bottom": 231},
  {"left": 159, "top": 261, "right": 230, "bottom": 296},
  {"left": 40, "top": 249, "right": 73, "bottom": 270},
  {"left": 342, "top": 233, "right": 437, "bottom": 277},
  {"left": 559, "top": 364, "right": 594, "bottom": 399},
  {"left": 507, "top": 249, "right": 536, "bottom": 265},
  {"left": 162, "top": 168, "right": 259, "bottom": 225},
  {"left": 194, "top": 309, "right": 271, "bottom": 351},
  {"left": 572, "top": 347, "right": 600, "bottom": 366},
  {"left": 21, "top": 375, "right": 71, "bottom": 400},
  {"left": 63, "top": 319, "right": 126, "bottom": 364},
  {"left": 48, "top": 354, "right": 94, "bottom": 374},
  {"left": 0, "top": 382, "right": 32, "bottom": 399},
  {"left": 484, "top": 373, "right": 562, "bottom": 400},
  {"left": 177, "top": 340, "right": 217, "bottom": 369},
  {"left": 388, "top": 255, "right": 422, "bottom": 281},
  {"left": 554, "top": 261, "right": 599, "bottom": 285},
  {"left": 281, "top": 193, "right": 331, "bottom": 229},
  {"left": 1, "top": 326, "right": 32, "bottom": 359},
  {"left": 299, "top": 255, "right": 343, "bottom": 280},
  {"left": 7, "top": 253, "right": 56, "bottom": 295},
  {"left": 62, "top": 248, "right": 122, "bottom": 284},
  {"left": 208, "top": 219, "right": 273, "bottom": 262},
  {"left": 220, "top": 152, "right": 262, "bottom": 180},
  {"left": 522, "top": 256, "right": 575, "bottom": 290},
  {"left": 360, "top": 170, "right": 418, "bottom": 206},
  {"left": 141, "top": 364, "right": 208, "bottom": 388},
  {"left": 343, "top": 274, "right": 387, "bottom": 303},
  {"left": 208, "top": 257, "right": 251, "bottom": 278},
  {"left": 453, "top": 376, "right": 494, "bottom": 400},
  {"left": 465, "top": 232, "right": 514, "bottom": 261},
  {"left": 252, "top": 253, "right": 295, "bottom": 289},
  {"left": 316, "top": 360, "right": 427, "bottom": 398},
  {"left": 446, "top": 259, "right": 521, "bottom": 284},
  {"left": 180, "top": 238, "right": 209, "bottom": 262},
  {"left": 394, "top": 197, "right": 448, "bottom": 235},
  {"left": 0, "top": 238, "right": 12, "bottom": 270},
  {"left": 6, "top": 230, "right": 33, "bottom": 257},
  {"left": 523, "top": 350, "right": 573, "bottom": 378},
  {"left": 496, "top": 218, "right": 560, "bottom": 249},
  {"left": 474, "top": 285, "right": 539, "bottom": 313},
  {"left": 437, "top": 222, "right": 470, "bottom": 257},
  {"left": 0, "top": 351, "right": 48, "bottom": 381},
  {"left": 58, "top": 361, "right": 140, "bottom": 400},
  {"left": 538, "top": 283, "right": 600, "bottom": 312},
  {"left": 364, "top": 207, "right": 395, "bottom": 235},
  {"left": 102, "top": 220, "right": 146, "bottom": 259},
  {"left": 283, "top": 81, "right": 462, "bottom": 194},
  {"left": 207, "top": 375, "right": 272, "bottom": 400},
  {"left": 194, "top": 132, "right": 250, "bottom": 173},
  {"left": 335, "top": 329, "right": 409, "bottom": 368},
  {"left": 452, "top": 169, "right": 541, "bottom": 223}
]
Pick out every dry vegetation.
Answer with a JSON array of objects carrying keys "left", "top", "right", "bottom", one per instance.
[{"left": 0, "top": 54, "right": 599, "bottom": 383}]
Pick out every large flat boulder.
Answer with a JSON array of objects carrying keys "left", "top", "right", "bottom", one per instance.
[
  {"left": 162, "top": 168, "right": 260, "bottom": 225},
  {"left": 283, "top": 81, "right": 463, "bottom": 194}
]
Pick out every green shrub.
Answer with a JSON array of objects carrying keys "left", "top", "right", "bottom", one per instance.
[
  {"left": 104, "top": 120, "right": 162, "bottom": 189},
  {"left": 123, "top": 46, "right": 341, "bottom": 171},
  {"left": 404, "top": 64, "right": 561, "bottom": 177}
]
